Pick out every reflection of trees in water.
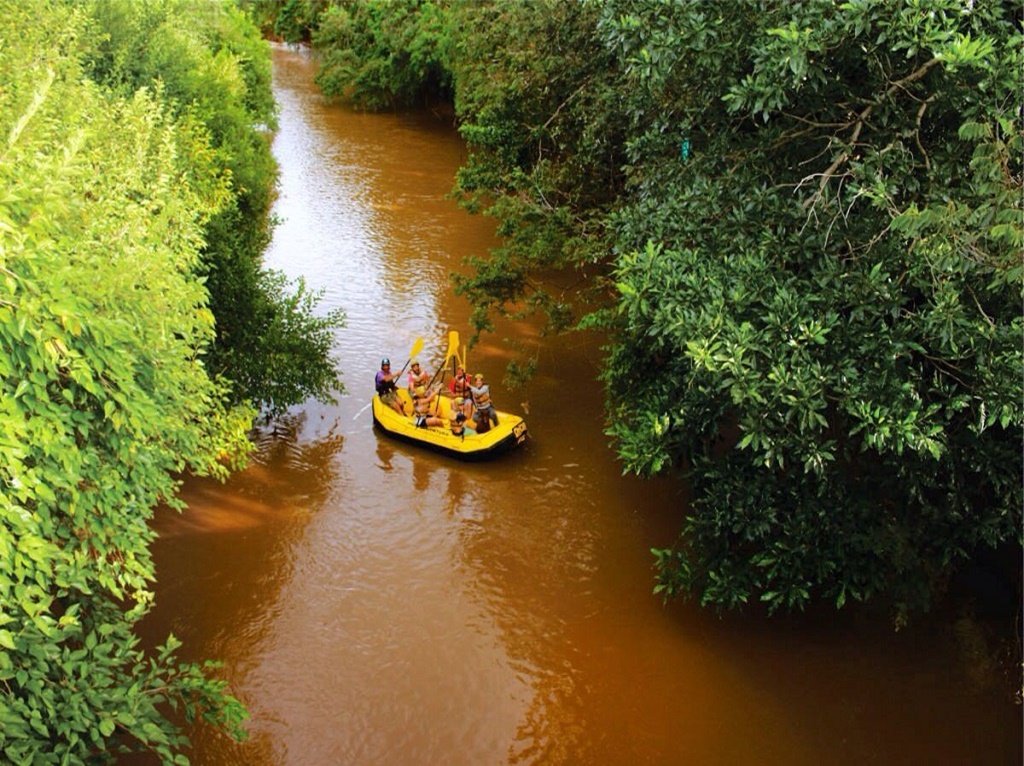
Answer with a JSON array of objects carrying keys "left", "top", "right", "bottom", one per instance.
[
  {"left": 146, "top": 411, "right": 350, "bottom": 757},
  {"left": 504, "top": 602, "right": 588, "bottom": 765},
  {"left": 508, "top": 669, "right": 586, "bottom": 764},
  {"left": 247, "top": 411, "right": 346, "bottom": 510},
  {"left": 442, "top": 452, "right": 686, "bottom": 763}
]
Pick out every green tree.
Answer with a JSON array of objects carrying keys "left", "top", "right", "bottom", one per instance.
[
  {"left": 313, "top": 0, "right": 454, "bottom": 110},
  {"left": 0, "top": 1, "right": 251, "bottom": 762},
  {"left": 446, "top": 0, "right": 626, "bottom": 344},
  {"left": 598, "top": 0, "right": 1023, "bottom": 615},
  {"left": 236, "top": 0, "right": 329, "bottom": 43},
  {"left": 82, "top": 0, "right": 345, "bottom": 416},
  {"left": 219, "top": 270, "right": 345, "bottom": 417}
]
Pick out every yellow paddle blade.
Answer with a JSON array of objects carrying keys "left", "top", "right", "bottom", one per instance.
[
  {"left": 446, "top": 330, "right": 459, "bottom": 362},
  {"left": 410, "top": 336, "right": 424, "bottom": 361}
]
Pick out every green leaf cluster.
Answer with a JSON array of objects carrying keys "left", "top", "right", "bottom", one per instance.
[
  {"left": 599, "top": 0, "right": 1023, "bottom": 613},
  {"left": 312, "top": 0, "right": 454, "bottom": 110},
  {"left": 83, "top": 0, "right": 345, "bottom": 416},
  {"left": 446, "top": 0, "right": 626, "bottom": 336},
  {"left": 0, "top": 1, "right": 259, "bottom": 762},
  {"left": 240, "top": 0, "right": 329, "bottom": 43}
]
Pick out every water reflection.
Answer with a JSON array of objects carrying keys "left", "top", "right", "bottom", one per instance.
[
  {"left": 375, "top": 437, "right": 396, "bottom": 472},
  {"left": 412, "top": 454, "right": 434, "bottom": 494}
]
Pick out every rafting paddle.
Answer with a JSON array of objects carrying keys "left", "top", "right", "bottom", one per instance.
[
  {"left": 426, "top": 331, "right": 458, "bottom": 390},
  {"left": 448, "top": 330, "right": 459, "bottom": 366},
  {"left": 429, "top": 330, "right": 459, "bottom": 414},
  {"left": 395, "top": 336, "right": 425, "bottom": 383}
]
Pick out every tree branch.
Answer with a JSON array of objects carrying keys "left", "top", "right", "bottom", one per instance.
[{"left": 801, "top": 57, "right": 943, "bottom": 210}]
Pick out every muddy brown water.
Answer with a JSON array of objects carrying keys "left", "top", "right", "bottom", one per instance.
[{"left": 134, "top": 44, "right": 1021, "bottom": 765}]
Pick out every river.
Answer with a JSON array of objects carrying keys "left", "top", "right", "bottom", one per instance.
[{"left": 136, "top": 44, "right": 1021, "bottom": 765}]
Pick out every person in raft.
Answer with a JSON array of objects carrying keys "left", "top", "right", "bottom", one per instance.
[
  {"left": 448, "top": 366, "right": 473, "bottom": 416},
  {"left": 411, "top": 386, "right": 444, "bottom": 429},
  {"left": 375, "top": 358, "right": 405, "bottom": 415},
  {"left": 468, "top": 373, "right": 499, "bottom": 427},
  {"left": 407, "top": 361, "right": 430, "bottom": 391},
  {"left": 449, "top": 397, "right": 475, "bottom": 437}
]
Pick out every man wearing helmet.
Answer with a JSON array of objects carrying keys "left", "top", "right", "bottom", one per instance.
[{"left": 375, "top": 358, "right": 405, "bottom": 415}]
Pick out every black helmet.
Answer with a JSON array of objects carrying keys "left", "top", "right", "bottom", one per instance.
[{"left": 381, "top": 358, "right": 391, "bottom": 366}]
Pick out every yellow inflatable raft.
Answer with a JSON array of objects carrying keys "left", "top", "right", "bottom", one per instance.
[
  {"left": 372, "top": 387, "right": 528, "bottom": 460},
  {"left": 372, "top": 330, "right": 528, "bottom": 459}
]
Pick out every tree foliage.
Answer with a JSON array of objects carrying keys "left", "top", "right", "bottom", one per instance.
[
  {"left": 313, "top": 0, "right": 454, "bottom": 110},
  {"left": 445, "top": 0, "right": 627, "bottom": 339},
  {"left": 83, "top": 0, "right": 345, "bottom": 416},
  {"left": 597, "top": 0, "right": 1023, "bottom": 615},
  {"left": 283, "top": 0, "right": 1022, "bottom": 616},
  {"left": 240, "top": 0, "right": 329, "bottom": 43},
  {"left": 0, "top": 1, "right": 284, "bottom": 762}
]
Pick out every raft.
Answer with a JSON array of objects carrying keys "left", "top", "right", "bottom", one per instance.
[{"left": 372, "top": 387, "right": 528, "bottom": 460}]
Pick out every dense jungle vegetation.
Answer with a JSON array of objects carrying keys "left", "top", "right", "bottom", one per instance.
[
  {"left": 0, "top": 0, "right": 343, "bottom": 762},
  {"left": 251, "top": 0, "right": 1023, "bottom": 620}
]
